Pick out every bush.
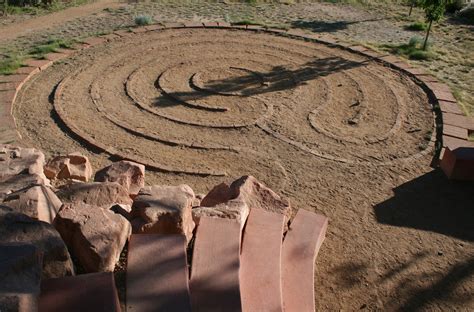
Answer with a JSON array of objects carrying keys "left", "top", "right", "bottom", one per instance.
[
  {"left": 408, "top": 49, "right": 432, "bottom": 60},
  {"left": 446, "top": 0, "right": 465, "bottom": 13},
  {"left": 134, "top": 15, "right": 153, "bottom": 26},
  {"left": 405, "top": 21, "right": 427, "bottom": 31},
  {"left": 458, "top": 3, "right": 474, "bottom": 23}
]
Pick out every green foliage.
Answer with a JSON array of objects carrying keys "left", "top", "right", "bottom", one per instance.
[
  {"left": 420, "top": 0, "right": 447, "bottom": 22},
  {"left": 445, "top": 0, "right": 465, "bottom": 13},
  {"left": 383, "top": 36, "right": 435, "bottom": 60},
  {"left": 30, "top": 38, "right": 74, "bottom": 59},
  {"left": 0, "top": 55, "right": 23, "bottom": 75},
  {"left": 406, "top": 21, "right": 428, "bottom": 30},
  {"left": 134, "top": 15, "right": 153, "bottom": 26}
]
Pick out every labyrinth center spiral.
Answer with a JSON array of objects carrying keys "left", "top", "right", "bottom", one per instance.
[{"left": 14, "top": 28, "right": 434, "bottom": 187}]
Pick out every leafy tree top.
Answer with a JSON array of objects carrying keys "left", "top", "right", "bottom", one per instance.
[{"left": 421, "top": 0, "right": 448, "bottom": 22}]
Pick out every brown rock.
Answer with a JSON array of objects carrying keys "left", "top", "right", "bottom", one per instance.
[
  {"left": 200, "top": 183, "right": 233, "bottom": 207},
  {"left": 44, "top": 153, "right": 92, "bottom": 182},
  {"left": 56, "top": 182, "right": 132, "bottom": 208},
  {"left": 2, "top": 185, "right": 61, "bottom": 223},
  {"left": 0, "top": 206, "right": 74, "bottom": 279},
  {"left": 131, "top": 185, "right": 195, "bottom": 241},
  {"left": 0, "top": 174, "right": 45, "bottom": 201},
  {"left": 94, "top": 161, "right": 145, "bottom": 196},
  {"left": 192, "top": 199, "right": 249, "bottom": 230},
  {"left": 0, "top": 244, "right": 42, "bottom": 312},
  {"left": 54, "top": 202, "right": 131, "bottom": 272},
  {"left": 0, "top": 146, "right": 48, "bottom": 182},
  {"left": 192, "top": 194, "right": 205, "bottom": 208}
]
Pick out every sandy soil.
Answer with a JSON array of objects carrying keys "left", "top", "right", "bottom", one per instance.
[{"left": 13, "top": 28, "right": 474, "bottom": 311}]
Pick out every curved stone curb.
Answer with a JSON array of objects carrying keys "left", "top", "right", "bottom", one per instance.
[{"left": 2, "top": 21, "right": 472, "bottom": 164}]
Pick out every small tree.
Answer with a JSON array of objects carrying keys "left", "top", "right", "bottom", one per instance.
[{"left": 420, "top": 0, "right": 448, "bottom": 50}]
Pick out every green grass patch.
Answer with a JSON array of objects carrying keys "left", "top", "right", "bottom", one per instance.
[
  {"left": 29, "top": 38, "right": 74, "bottom": 59},
  {"left": 134, "top": 15, "right": 153, "bottom": 26},
  {"left": 0, "top": 55, "right": 24, "bottom": 75},
  {"left": 405, "top": 21, "right": 427, "bottom": 31},
  {"left": 381, "top": 36, "right": 435, "bottom": 61}
]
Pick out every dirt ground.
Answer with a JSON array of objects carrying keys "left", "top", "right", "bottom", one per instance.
[{"left": 2, "top": 1, "right": 474, "bottom": 311}]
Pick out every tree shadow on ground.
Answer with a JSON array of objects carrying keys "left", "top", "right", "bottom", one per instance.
[
  {"left": 291, "top": 18, "right": 383, "bottom": 33},
  {"left": 374, "top": 169, "right": 474, "bottom": 242},
  {"left": 153, "top": 57, "right": 368, "bottom": 107}
]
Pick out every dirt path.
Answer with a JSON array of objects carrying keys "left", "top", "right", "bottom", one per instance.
[{"left": 0, "top": 0, "right": 124, "bottom": 42}]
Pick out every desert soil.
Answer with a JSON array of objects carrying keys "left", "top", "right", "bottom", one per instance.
[{"left": 2, "top": 1, "right": 474, "bottom": 311}]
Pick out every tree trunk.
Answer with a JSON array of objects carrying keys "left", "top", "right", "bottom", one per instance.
[
  {"left": 409, "top": 3, "right": 414, "bottom": 16},
  {"left": 423, "top": 19, "right": 433, "bottom": 51}
]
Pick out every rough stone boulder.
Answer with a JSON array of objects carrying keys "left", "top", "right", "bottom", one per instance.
[
  {"left": 0, "top": 174, "right": 45, "bottom": 201},
  {"left": 131, "top": 185, "right": 195, "bottom": 241},
  {"left": 200, "top": 176, "right": 292, "bottom": 221},
  {"left": 0, "top": 145, "right": 47, "bottom": 181},
  {"left": 94, "top": 161, "right": 145, "bottom": 196},
  {"left": 54, "top": 202, "right": 131, "bottom": 273},
  {"left": 0, "top": 244, "right": 42, "bottom": 312},
  {"left": 44, "top": 153, "right": 92, "bottom": 182},
  {"left": 0, "top": 206, "right": 74, "bottom": 279},
  {"left": 1, "top": 185, "right": 61, "bottom": 223},
  {"left": 192, "top": 199, "right": 249, "bottom": 230},
  {"left": 56, "top": 181, "right": 132, "bottom": 208}
]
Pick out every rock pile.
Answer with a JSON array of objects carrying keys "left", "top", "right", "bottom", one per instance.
[{"left": 0, "top": 144, "right": 328, "bottom": 311}]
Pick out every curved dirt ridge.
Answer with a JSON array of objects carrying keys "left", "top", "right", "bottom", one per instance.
[{"left": 14, "top": 28, "right": 434, "bottom": 180}]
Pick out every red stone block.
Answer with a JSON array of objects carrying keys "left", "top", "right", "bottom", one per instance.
[
  {"left": 240, "top": 208, "right": 285, "bottom": 312},
  {"left": 433, "top": 89, "right": 457, "bottom": 103},
  {"left": 418, "top": 75, "right": 439, "bottom": 83},
  {"left": 439, "top": 100, "right": 463, "bottom": 115},
  {"left": 131, "top": 26, "right": 148, "bottom": 33},
  {"left": 379, "top": 54, "right": 400, "bottom": 64},
  {"left": 82, "top": 37, "right": 106, "bottom": 46},
  {"left": 443, "top": 113, "right": 474, "bottom": 130},
  {"left": 281, "top": 209, "right": 328, "bottom": 312},
  {"left": 246, "top": 24, "right": 264, "bottom": 31},
  {"left": 183, "top": 22, "right": 204, "bottom": 28},
  {"left": 443, "top": 124, "right": 468, "bottom": 140},
  {"left": 442, "top": 135, "right": 474, "bottom": 149},
  {"left": 218, "top": 21, "right": 232, "bottom": 27},
  {"left": 127, "top": 234, "right": 191, "bottom": 312},
  {"left": 38, "top": 272, "right": 121, "bottom": 312},
  {"left": 45, "top": 53, "right": 68, "bottom": 62},
  {"left": 190, "top": 217, "right": 241, "bottom": 312},
  {"left": 203, "top": 22, "right": 219, "bottom": 28},
  {"left": 144, "top": 24, "right": 164, "bottom": 31},
  {"left": 404, "top": 67, "right": 427, "bottom": 76},
  {"left": 440, "top": 147, "right": 474, "bottom": 180},
  {"left": 162, "top": 22, "right": 185, "bottom": 29},
  {"left": 24, "top": 59, "right": 52, "bottom": 70}
]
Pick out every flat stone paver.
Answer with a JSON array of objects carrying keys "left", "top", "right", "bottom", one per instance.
[
  {"left": 38, "top": 272, "right": 121, "bottom": 312},
  {"left": 190, "top": 217, "right": 242, "bottom": 312},
  {"left": 240, "top": 208, "right": 285, "bottom": 312},
  {"left": 281, "top": 209, "right": 328, "bottom": 312},
  {"left": 127, "top": 234, "right": 192, "bottom": 312}
]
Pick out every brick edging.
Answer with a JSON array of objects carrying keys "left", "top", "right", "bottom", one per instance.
[{"left": 2, "top": 21, "right": 472, "bottom": 159}]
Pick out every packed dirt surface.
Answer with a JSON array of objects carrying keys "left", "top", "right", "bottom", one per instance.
[{"left": 13, "top": 28, "right": 474, "bottom": 310}]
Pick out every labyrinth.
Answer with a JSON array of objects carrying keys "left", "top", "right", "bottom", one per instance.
[{"left": 14, "top": 27, "right": 434, "bottom": 190}]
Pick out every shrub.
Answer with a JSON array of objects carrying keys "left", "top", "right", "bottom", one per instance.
[
  {"left": 134, "top": 15, "right": 153, "bottom": 26},
  {"left": 458, "top": 3, "right": 474, "bottom": 24},
  {"left": 406, "top": 21, "right": 428, "bottom": 31},
  {"left": 408, "top": 49, "right": 433, "bottom": 60}
]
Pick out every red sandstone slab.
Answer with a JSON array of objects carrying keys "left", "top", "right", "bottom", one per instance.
[
  {"left": 38, "top": 272, "right": 121, "bottom": 312},
  {"left": 131, "top": 26, "right": 148, "bottom": 33},
  {"left": 218, "top": 21, "right": 232, "bottom": 27},
  {"left": 418, "top": 74, "right": 439, "bottom": 83},
  {"left": 404, "top": 67, "right": 427, "bottom": 76},
  {"left": 281, "top": 209, "right": 328, "bottom": 312},
  {"left": 440, "top": 147, "right": 474, "bottom": 180},
  {"left": 184, "top": 22, "right": 204, "bottom": 28},
  {"left": 349, "top": 45, "right": 369, "bottom": 53},
  {"left": 432, "top": 89, "right": 457, "bottom": 103},
  {"left": 439, "top": 100, "right": 464, "bottom": 115},
  {"left": 127, "top": 234, "right": 191, "bottom": 312},
  {"left": 426, "top": 82, "right": 451, "bottom": 93},
  {"left": 45, "top": 52, "right": 68, "bottom": 62},
  {"left": 144, "top": 24, "right": 164, "bottom": 31},
  {"left": 14, "top": 66, "right": 39, "bottom": 76},
  {"left": 0, "top": 74, "right": 29, "bottom": 83},
  {"left": 162, "top": 22, "right": 185, "bottom": 29},
  {"left": 71, "top": 42, "right": 91, "bottom": 50},
  {"left": 24, "top": 59, "right": 52, "bottom": 70},
  {"left": 246, "top": 24, "right": 264, "bottom": 31},
  {"left": 442, "top": 135, "right": 474, "bottom": 149},
  {"left": 240, "top": 208, "right": 285, "bottom": 312},
  {"left": 82, "top": 37, "right": 107, "bottom": 46},
  {"left": 203, "top": 21, "right": 219, "bottom": 28},
  {"left": 190, "top": 217, "right": 242, "bottom": 312},
  {"left": 443, "top": 124, "right": 468, "bottom": 140},
  {"left": 443, "top": 113, "right": 474, "bottom": 130}
]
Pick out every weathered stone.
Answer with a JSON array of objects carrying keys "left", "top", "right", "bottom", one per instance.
[
  {"left": 94, "top": 161, "right": 145, "bottom": 196},
  {"left": 54, "top": 202, "right": 131, "bottom": 272},
  {"left": 56, "top": 181, "right": 132, "bottom": 208},
  {"left": 192, "top": 194, "right": 205, "bottom": 208},
  {"left": 0, "top": 206, "right": 74, "bottom": 279},
  {"left": 0, "top": 146, "right": 47, "bottom": 182},
  {"left": 192, "top": 199, "right": 249, "bottom": 230},
  {"left": 131, "top": 185, "right": 195, "bottom": 241},
  {"left": 1, "top": 185, "right": 61, "bottom": 223},
  {"left": 0, "top": 244, "right": 42, "bottom": 312},
  {"left": 0, "top": 174, "right": 44, "bottom": 201},
  {"left": 44, "top": 153, "right": 92, "bottom": 182},
  {"left": 110, "top": 203, "right": 132, "bottom": 221},
  {"left": 200, "top": 183, "right": 233, "bottom": 207}
]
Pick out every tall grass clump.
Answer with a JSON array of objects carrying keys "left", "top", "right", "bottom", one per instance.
[{"left": 134, "top": 15, "right": 153, "bottom": 26}]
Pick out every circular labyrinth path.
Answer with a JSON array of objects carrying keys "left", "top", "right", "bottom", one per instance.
[{"left": 14, "top": 28, "right": 434, "bottom": 189}]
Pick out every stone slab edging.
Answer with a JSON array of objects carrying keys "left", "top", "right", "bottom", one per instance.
[{"left": 2, "top": 21, "right": 473, "bottom": 163}]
